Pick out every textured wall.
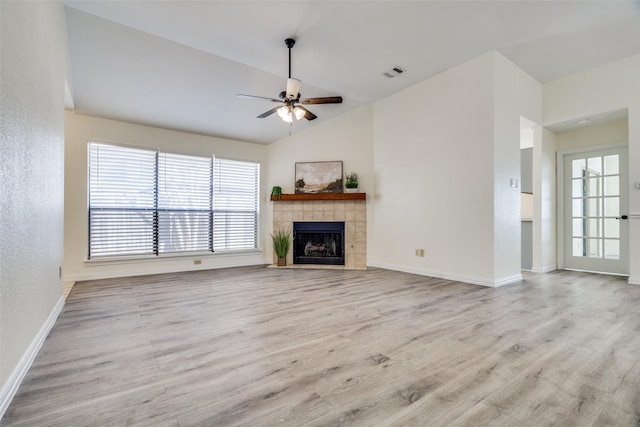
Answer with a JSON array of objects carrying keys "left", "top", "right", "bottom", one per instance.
[
  {"left": 0, "top": 0, "right": 66, "bottom": 390},
  {"left": 64, "top": 112, "right": 269, "bottom": 281},
  {"left": 371, "top": 53, "right": 497, "bottom": 285},
  {"left": 370, "top": 51, "right": 541, "bottom": 287}
]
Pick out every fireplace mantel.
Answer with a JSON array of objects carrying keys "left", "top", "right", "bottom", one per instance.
[{"left": 270, "top": 193, "right": 365, "bottom": 201}]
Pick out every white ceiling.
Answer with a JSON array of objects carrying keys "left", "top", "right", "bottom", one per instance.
[{"left": 64, "top": 1, "right": 640, "bottom": 144}]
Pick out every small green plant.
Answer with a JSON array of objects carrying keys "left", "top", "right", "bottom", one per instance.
[
  {"left": 271, "top": 185, "right": 282, "bottom": 200},
  {"left": 345, "top": 172, "right": 359, "bottom": 189},
  {"left": 271, "top": 228, "right": 292, "bottom": 262}
]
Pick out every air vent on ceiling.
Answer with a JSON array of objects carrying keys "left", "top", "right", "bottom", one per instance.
[{"left": 383, "top": 66, "right": 406, "bottom": 78}]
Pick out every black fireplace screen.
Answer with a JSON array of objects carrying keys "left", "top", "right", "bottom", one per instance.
[{"left": 293, "top": 222, "right": 345, "bottom": 265}]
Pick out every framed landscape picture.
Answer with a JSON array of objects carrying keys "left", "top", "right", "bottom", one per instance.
[{"left": 295, "top": 161, "right": 343, "bottom": 194}]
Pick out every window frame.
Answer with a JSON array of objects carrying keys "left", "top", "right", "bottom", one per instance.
[{"left": 87, "top": 141, "right": 260, "bottom": 260}]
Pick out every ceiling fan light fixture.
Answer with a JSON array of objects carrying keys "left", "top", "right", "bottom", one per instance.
[
  {"left": 294, "top": 107, "right": 305, "bottom": 120},
  {"left": 276, "top": 105, "right": 304, "bottom": 122},
  {"left": 277, "top": 106, "right": 293, "bottom": 122},
  {"left": 281, "top": 114, "right": 293, "bottom": 123}
]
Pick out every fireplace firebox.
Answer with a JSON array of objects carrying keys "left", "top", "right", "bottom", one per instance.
[{"left": 293, "top": 222, "right": 345, "bottom": 265}]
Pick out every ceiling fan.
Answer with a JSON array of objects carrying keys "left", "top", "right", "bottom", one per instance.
[{"left": 237, "top": 38, "right": 343, "bottom": 122}]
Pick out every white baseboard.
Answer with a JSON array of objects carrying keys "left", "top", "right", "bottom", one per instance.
[
  {"left": 0, "top": 296, "right": 64, "bottom": 419},
  {"left": 531, "top": 264, "right": 557, "bottom": 274},
  {"left": 368, "top": 262, "right": 522, "bottom": 288},
  {"left": 493, "top": 274, "right": 524, "bottom": 287},
  {"left": 629, "top": 276, "right": 640, "bottom": 286}
]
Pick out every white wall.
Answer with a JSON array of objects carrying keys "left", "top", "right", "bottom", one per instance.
[
  {"left": 370, "top": 51, "right": 541, "bottom": 287},
  {"left": 544, "top": 53, "right": 640, "bottom": 284},
  {"left": 372, "top": 52, "right": 496, "bottom": 284},
  {"left": 492, "top": 53, "right": 542, "bottom": 283},
  {"left": 555, "top": 118, "right": 628, "bottom": 151},
  {"left": 64, "top": 112, "right": 269, "bottom": 281},
  {"left": 0, "top": 0, "right": 67, "bottom": 415},
  {"left": 265, "top": 105, "right": 375, "bottom": 262}
]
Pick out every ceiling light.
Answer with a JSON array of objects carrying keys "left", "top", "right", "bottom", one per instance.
[
  {"left": 277, "top": 105, "right": 305, "bottom": 122},
  {"left": 293, "top": 107, "right": 305, "bottom": 120},
  {"left": 277, "top": 106, "right": 292, "bottom": 122}
]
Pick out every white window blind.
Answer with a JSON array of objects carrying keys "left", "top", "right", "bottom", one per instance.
[
  {"left": 89, "top": 143, "right": 157, "bottom": 257},
  {"left": 213, "top": 158, "right": 260, "bottom": 251},
  {"left": 88, "top": 142, "right": 259, "bottom": 259},
  {"left": 158, "top": 152, "right": 213, "bottom": 253}
]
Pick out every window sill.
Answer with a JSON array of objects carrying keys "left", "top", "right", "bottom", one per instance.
[{"left": 84, "top": 249, "right": 263, "bottom": 266}]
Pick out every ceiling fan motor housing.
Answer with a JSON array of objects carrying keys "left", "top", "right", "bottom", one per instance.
[{"left": 279, "top": 90, "right": 301, "bottom": 102}]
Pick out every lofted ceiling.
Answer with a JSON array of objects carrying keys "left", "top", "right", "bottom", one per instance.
[{"left": 64, "top": 1, "right": 640, "bottom": 144}]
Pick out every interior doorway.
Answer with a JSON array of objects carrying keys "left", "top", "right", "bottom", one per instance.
[{"left": 520, "top": 118, "right": 536, "bottom": 270}]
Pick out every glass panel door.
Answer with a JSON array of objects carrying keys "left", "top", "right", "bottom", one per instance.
[{"left": 564, "top": 146, "right": 628, "bottom": 275}]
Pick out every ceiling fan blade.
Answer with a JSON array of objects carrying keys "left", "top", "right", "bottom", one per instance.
[
  {"left": 296, "top": 105, "right": 317, "bottom": 121},
  {"left": 299, "top": 96, "right": 343, "bottom": 105},
  {"left": 286, "top": 78, "right": 301, "bottom": 99},
  {"left": 237, "top": 94, "right": 281, "bottom": 103},
  {"left": 257, "top": 106, "right": 281, "bottom": 118}
]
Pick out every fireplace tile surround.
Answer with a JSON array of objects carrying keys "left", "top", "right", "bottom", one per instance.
[{"left": 272, "top": 198, "right": 366, "bottom": 270}]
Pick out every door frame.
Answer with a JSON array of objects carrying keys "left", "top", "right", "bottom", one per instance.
[{"left": 556, "top": 141, "right": 629, "bottom": 274}]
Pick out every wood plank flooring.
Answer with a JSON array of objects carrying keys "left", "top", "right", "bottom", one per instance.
[
  {"left": 63, "top": 281, "right": 75, "bottom": 300},
  {"left": 3, "top": 267, "right": 640, "bottom": 426}
]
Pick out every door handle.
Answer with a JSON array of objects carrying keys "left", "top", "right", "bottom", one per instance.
[{"left": 616, "top": 215, "right": 628, "bottom": 220}]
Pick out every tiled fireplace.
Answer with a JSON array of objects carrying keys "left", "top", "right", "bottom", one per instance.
[{"left": 272, "top": 195, "right": 366, "bottom": 270}]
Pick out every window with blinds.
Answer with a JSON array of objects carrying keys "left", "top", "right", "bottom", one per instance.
[
  {"left": 88, "top": 142, "right": 259, "bottom": 259},
  {"left": 213, "top": 158, "right": 260, "bottom": 251}
]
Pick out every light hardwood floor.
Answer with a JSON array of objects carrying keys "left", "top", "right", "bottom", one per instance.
[
  {"left": 63, "top": 281, "right": 75, "bottom": 300},
  {"left": 3, "top": 267, "right": 640, "bottom": 426}
]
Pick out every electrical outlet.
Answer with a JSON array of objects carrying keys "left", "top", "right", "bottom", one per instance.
[
  {"left": 415, "top": 249, "right": 425, "bottom": 257},
  {"left": 415, "top": 249, "right": 420, "bottom": 256},
  {"left": 194, "top": 259, "right": 202, "bottom": 265}
]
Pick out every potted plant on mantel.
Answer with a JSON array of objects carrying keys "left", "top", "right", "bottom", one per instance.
[
  {"left": 271, "top": 185, "right": 282, "bottom": 200},
  {"left": 271, "top": 228, "right": 292, "bottom": 266},
  {"left": 345, "top": 172, "right": 359, "bottom": 193}
]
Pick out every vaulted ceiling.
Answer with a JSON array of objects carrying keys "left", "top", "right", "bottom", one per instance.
[{"left": 64, "top": 1, "right": 640, "bottom": 144}]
